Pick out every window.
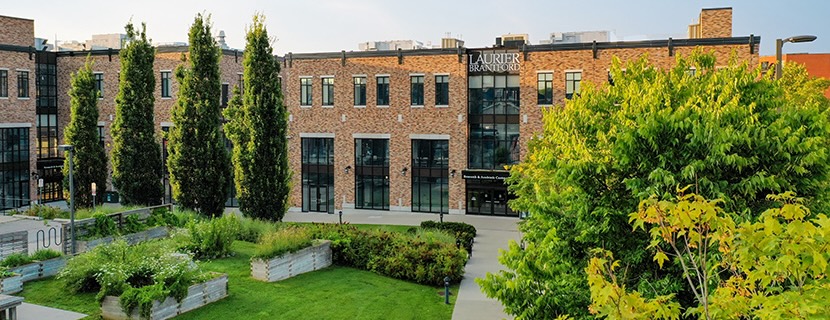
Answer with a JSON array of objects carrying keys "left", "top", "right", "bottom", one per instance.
[
  {"left": 322, "top": 77, "right": 334, "bottom": 106},
  {"left": 0, "top": 70, "right": 7, "bottom": 98},
  {"left": 0, "top": 127, "right": 30, "bottom": 210},
  {"left": 355, "top": 138, "right": 389, "bottom": 210},
  {"left": 537, "top": 72, "right": 553, "bottom": 104},
  {"left": 94, "top": 73, "right": 104, "bottom": 98},
  {"left": 353, "top": 76, "right": 366, "bottom": 106},
  {"left": 302, "top": 138, "right": 335, "bottom": 213},
  {"left": 98, "top": 126, "right": 105, "bottom": 149},
  {"left": 17, "top": 71, "right": 29, "bottom": 98},
  {"left": 411, "top": 139, "right": 449, "bottom": 213},
  {"left": 467, "top": 75, "right": 521, "bottom": 170},
  {"left": 435, "top": 75, "right": 449, "bottom": 106},
  {"left": 300, "top": 78, "right": 312, "bottom": 106},
  {"left": 237, "top": 73, "right": 244, "bottom": 94},
  {"left": 160, "top": 71, "right": 171, "bottom": 98},
  {"left": 221, "top": 83, "right": 229, "bottom": 107},
  {"left": 37, "top": 114, "right": 58, "bottom": 158},
  {"left": 410, "top": 75, "right": 424, "bottom": 106},
  {"left": 376, "top": 76, "right": 389, "bottom": 106},
  {"left": 565, "top": 71, "right": 581, "bottom": 99}
]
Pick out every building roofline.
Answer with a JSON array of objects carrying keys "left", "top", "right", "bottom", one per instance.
[
  {"left": 51, "top": 45, "right": 243, "bottom": 57},
  {"left": 0, "top": 14, "right": 34, "bottom": 22},
  {"left": 0, "top": 44, "right": 34, "bottom": 54},
  {"left": 285, "top": 36, "right": 760, "bottom": 60},
  {"left": 701, "top": 7, "right": 732, "bottom": 11}
]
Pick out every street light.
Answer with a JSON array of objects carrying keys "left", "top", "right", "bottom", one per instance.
[
  {"left": 776, "top": 35, "right": 817, "bottom": 79},
  {"left": 58, "top": 144, "right": 76, "bottom": 254},
  {"left": 91, "top": 182, "right": 97, "bottom": 210}
]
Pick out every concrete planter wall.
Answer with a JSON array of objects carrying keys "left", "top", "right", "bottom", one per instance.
[
  {"left": 100, "top": 273, "right": 228, "bottom": 320},
  {"left": 251, "top": 240, "right": 332, "bottom": 282},
  {"left": 9, "top": 257, "right": 67, "bottom": 283},
  {"left": 0, "top": 274, "right": 22, "bottom": 294},
  {"left": 76, "top": 227, "right": 169, "bottom": 253}
]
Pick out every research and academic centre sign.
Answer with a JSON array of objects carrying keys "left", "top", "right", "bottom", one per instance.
[{"left": 468, "top": 51, "right": 521, "bottom": 74}]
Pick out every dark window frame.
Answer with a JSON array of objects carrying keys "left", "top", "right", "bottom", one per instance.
[
  {"left": 93, "top": 72, "right": 104, "bottom": 99},
  {"left": 537, "top": 72, "right": 553, "bottom": 104},
  {"left": 376, "top": 76, "right": 390, "bottom": 106},
  {"left": 301, "top": 138, "right": 335, "bottom": 213},
  {"left": 161, "top": 71, "right": 172, "bottom": 98},
  {"left": 410, "top": 75, "right": 424, "bottom": 106},
  {"left": 300, "top": 78, "right": 312, "bottom": 106},
  {"left": 17, "top": 71, "right": 29, "bottom": 98},
  {"left": 0, "top": 127, "right": 31, "bottom": 210},
  {"left": 0, "top": 70, "right": 7, "bottom": 98},
  {"left": 435, "top": 75, "right": 449, "bottom": 106},
  {"left": 322, "top": 77, "right": 334, "bottom": 106},
  {"left": 565, "top": 71, "right": 581, "bottom": 99},
  {"left": 355, "top": 138, "right": 390, "bottom": 210},
  {"left": 411, "top": 139, "right": 449, "bottom": 213},
  {"left": 353, "top": 76, "right": 366, "bottom": 106}
]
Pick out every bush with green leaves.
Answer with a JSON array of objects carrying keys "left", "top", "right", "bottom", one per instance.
[
  {"left": 30, "top": 249, "right": 62, "bottom": 261},
  {"left": 238, "top": 217, "right": 279, "bottom": 243},
  {"left": 420, "top": 220, "right": 477, "bottom": 253},
  {"left": 1, "top": 249, "right": 63, "bottom": 268},
  {"left": 57, "top": 239, "right": 209, "bottom": 318},
  {"left": 179, "top": 215, "right": 240, "bottom": 259},
  {"left": 253, "top": 226, "right": 313, "bottom": 260},
  {"left": 15, "top": 205, "right": 64, "bottom": 220},
  {"left": 85, "top": 213, "right": 118, "bottom": 239},
  {"left": 307, "top": 224, "right": 468, "bottom": 285}
]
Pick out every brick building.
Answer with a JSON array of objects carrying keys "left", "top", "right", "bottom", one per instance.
[
  {"left": 759, "top": 53, "right": 830, "bottom": 98},
  {"left": 0, "top": 7, "right": 759, "bottom": 216}
]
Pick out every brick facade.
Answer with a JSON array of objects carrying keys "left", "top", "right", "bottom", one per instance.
[
  {"left": 0, "top": 15, "right": 34, "bottom": 47},
  {"left": 699, "top": 7, "right": 732, "bottom": 38}
]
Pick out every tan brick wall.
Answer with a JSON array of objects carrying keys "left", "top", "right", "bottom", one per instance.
[
  {"left": 56, "top": 49, "right": 243, "bottom": 190},
  {"left": 0, "top": 50, "right": 38, "bottom": 201},
  {"left": 0, "top": 16, "right": 34, "bottom": 47},
  {"left": 700, "top": 8, "right": 732, "bottom": 38},
  {"left": 283, "top": 54, "right": 467, "bottom": 211}
]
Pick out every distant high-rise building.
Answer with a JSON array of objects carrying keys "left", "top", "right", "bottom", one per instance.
[
  {"left": 358, "top": 40, "right": 426, "bottom": 51},
  {"left": 495, "top": 34, "right": 528, "bottom": 48},
  {"left": 87, "top": 33, "right": 128, "bottom": 50},
  {"left": 540, "top": 31, "right": 611, "bottom": 45}
]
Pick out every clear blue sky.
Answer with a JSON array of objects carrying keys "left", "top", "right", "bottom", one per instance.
[{"left": 4, "top": 0, "right": 828, "bottom": 56}]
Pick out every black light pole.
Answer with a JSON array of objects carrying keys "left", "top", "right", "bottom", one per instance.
[
  {"left": 59, "top": 144, "right": 75, "bottom": 254},
  {"left": 776, "top": 35, "right": 817, "bottom": 79}
]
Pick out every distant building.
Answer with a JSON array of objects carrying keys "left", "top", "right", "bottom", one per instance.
[
  {"left": 540, "top": 31, "right": 611, "bottom": 45},
  {"left": 688, "top": 7, "right": 732, "bottom": 38},
  {"left": 87, "top": 33, "right": 127, "bottom": 50},
  {"left": 760, "top": 53, "right": 830, "bottom": 98},
  {"left": 155, "top": 41, "right": 188, "bottom": 47},
  {"left": 216, "top": 30, "right": 230, "bottom": 50},
  {"left": 495, "top": 34, "right": 528, "bottom": 48},
  {"left": 358, "top": 40, "right": 426, "bottom": 51},
  {"left": 57, "top": 40, "right": 85, "bottom": 51},
  {"left": 441, "top": 37, "right": 464, "bottom": 49},
  {"left": 34, "top": 37, "right": 53, "bottom": 51}
]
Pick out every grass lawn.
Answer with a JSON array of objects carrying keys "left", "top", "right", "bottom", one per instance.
[{"left": 18, "top": 240, "right": 459, "bottom": 320}]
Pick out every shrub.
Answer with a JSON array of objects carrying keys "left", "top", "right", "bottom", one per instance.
[
  {"left": 420, "top": 221, "right": 477, "bottom": 253},
  {"left": 31, "top": 249, "right": 62, "bottom": 261},
  {"left": 122, "top": 214, "right": 145, "bottom": 234},
  {"left": 146, "top": 207, "right": 185, "bottom": 228},
  {"left": 0, "top": 267, "right": 14, "bottom": 278},
  {"left": 0, "top": 253, "right": 32, "bottom": 268},
  {"left": 181, "top": 215, "right": 239, "bottom": 259},
  {"left": 253, "top": 227, "right": 314, "bottom": 260},
  {"left": 17, "top": 206, "right": 64, "bottom": 220},
  {"left": 87, "top": 212, "right": 118, "bottom": 239},
  {"left": 238, "top": 217, "right": 278, "bottom": 243}
]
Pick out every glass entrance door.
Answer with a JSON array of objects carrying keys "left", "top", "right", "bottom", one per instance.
[
  {"left": 302, "top": 138, "right": 335, "bottom": 213},
  {"left": 465, "top": 180, "right": 516, "bottom": 216}
]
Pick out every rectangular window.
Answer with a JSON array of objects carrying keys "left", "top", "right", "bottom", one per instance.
[
  {"left": 17, "top": 71, "right": 29, "bottom": 98},
  {"left": 355, "top": 138, "right": 389, "bottom": 210},
  {"left": 98, "top": 126, "right": 105, "bottom": 149},
  {"left": 376, "top": 76, "right": 389, "bottom": 106},
  {"left": 435, "top": 75, "right": 449, "bottom": 106},
  {"left": 0, "top": 70, "right": 7, "bottom": 98},
  {"left": 237, "top": 73, "right": 244, "bottom": 94},
  {"left": 300, "top": 78, "right": 312, "bottom": 106},
  {"left": 94, "top": 73, "right": 104, "bottom": 98},
  {"left": 537, "top": 72, "right": 553, "bottom": 104},
  {"left": 36, "top": 114, "right": 58, "bottom": 158},
  {"left": 411, "top": 139, "right": 449, "bottom": 213},
  {"left": 353, "top": 76, "right": 366, "bottom": 106},
  {"left": 221, "top": 83, "right": 229, "bottom": 107},
  {"left": 0, "top": 127, "right": 30, "bottom": 210},
  {"left": 322, "top": 77, "right": 334, "bottom": 106},
  {"left": 565, "top": 71, "right": 581, "bottom": 99},
  {"left": 410, "top": 75, "right": 424, "bottom": 106},
  {"left": 161, "top": 71, "right": 171, "bottom": 98},
  {"left": 301, "top": 138, "right": 335, "bottom": 213}
]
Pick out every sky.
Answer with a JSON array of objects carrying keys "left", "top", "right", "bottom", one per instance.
[{"left": 3, "top": 0, "right": 829, "bottom": 56}]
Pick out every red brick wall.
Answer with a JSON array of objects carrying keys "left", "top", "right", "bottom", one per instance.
[{"left": 0, "top": 16, "right": 34, "bottom": 47}]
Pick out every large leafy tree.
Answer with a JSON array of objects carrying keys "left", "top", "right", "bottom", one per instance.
[
  {"left": 224, "top": 15, "right": 290, "bottom": 221},
  {"left": 63, "top": 58, "right": 108, "bottom": 208},
  {"left": 111, "top": 22, "right": 164, "bottom": 206},
  {"left": 477, "top": 52, "right": 830, "bottom": 319},
  {"left": 167, "top": 13, "right": 231, "bottom": 217}
]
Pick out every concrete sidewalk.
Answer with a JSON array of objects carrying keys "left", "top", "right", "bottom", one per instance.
[
  {"left": 281, "top": 209, "right": 519, "bottom": 320},
  {"left": 17, "top": 302, "right": 86, "bottom": 320}
]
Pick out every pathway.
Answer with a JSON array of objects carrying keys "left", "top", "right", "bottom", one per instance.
[
  {"left": 17, "top": 303, "right": 86, "bottom": 320},
  {"left": 281, "top": 209, "right": 520, "bottom": 320}
]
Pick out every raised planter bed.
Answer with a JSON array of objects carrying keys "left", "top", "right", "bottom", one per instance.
[
  {"left": 100, "top": 273, "right": 228, "bottom": 320},
  {"left": 76, "top": 226, "right": 169, "bottom": 253},
  {"left": 0, "top": 274, "right": 22, "bottom": 294},
  {"left": 8, "top": 257, "right": 67, "bottom": 283},
  {"left": 251, "top": 240, "right": 332, "bottom": 282}
]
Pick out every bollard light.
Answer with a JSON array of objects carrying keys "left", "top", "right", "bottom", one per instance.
[
  {"left": 338, "top": 210, "right": 343, "bottom": 224},
  {"left": 444, "top": 276, "right": 451, "bottom": 305}
]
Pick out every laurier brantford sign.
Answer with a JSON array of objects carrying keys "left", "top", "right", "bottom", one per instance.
[{"left": 468, "top": 52, "right": 521, "bottom": 74}]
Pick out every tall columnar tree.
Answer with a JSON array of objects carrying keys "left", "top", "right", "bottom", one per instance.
[
  {"left": 477, "top": 53, "right": 830, "bottom": 319},
  {"left": 224, "top": 15, "right": 290, "bottom": 221},
  {"left": 167, "top": 14, "right": 231, "bottom": 217},
  {"left": 111, "top": 22, "right": 164, "bottom": 206},
  {"left": 63, "top": 58, "right": 108, "bottom": 208}
]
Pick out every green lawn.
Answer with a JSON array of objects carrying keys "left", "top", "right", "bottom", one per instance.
[{"left": 18, "top": 241, "right": 458, "bottom": 320}]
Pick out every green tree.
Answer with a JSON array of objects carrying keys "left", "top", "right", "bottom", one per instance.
[
  {"left": 111, "top": 22, "right": 163, "bottom": 206},
  {"left": 587, "top": 192, "right": 830, "bottom": 320},
  {"left": 167, "top": 13, "right": 231, "bottom": 217},
  {"left": 477, "top": 52, "right": 830, "bottom": 319},
  {"left": 63, "top": 58, "right": 108, "bottom": 208},
  {"left": 224, "top": 15, "right": 290, "bottom": 221}
]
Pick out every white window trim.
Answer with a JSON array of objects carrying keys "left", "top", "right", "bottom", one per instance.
[
  {"left": 536, "top": 70, "right": 554, "bottom": 74},
  {"left": 160, "top": 122, "right": 174, "bottom": 128},
  {"left": 375, "top": 74, "right": 390, "bottom": 78},
  {"left": 321, "top": 105, "right": 334, "bottom": 109},
  {"left": 299, "top": 76, "right": 313, "bottom": 79},
  {"left": 15, "top": 69, "right": 30, "bottom": 72},
  {"left": 354, "top": 105, "right": 366, "bottom": 108},
  {"left": 564, "top": 69, "right": 582, "bottom": 73},
  {"left": 320, "top": 75, "right": 334, "bottom": 79},
  {"left": 409, "top": 73, "right": 425, "bottom": 77},
  {"left": 353, "top": 133, "right": 390, "bottom": 139},
  {"left": 409, "top": 134, "right": 450, "bottom": 140},
  {"left": 97, "top": 121, "right": 107, "bottom": 126},
  {"left": 434, "top": 73, "right": 450, "bottom": 76},
  {"left": 435, "top": 105, "right": 449, "bottom": 108},
  {"left": 0, "top": 123, "right": 31, "bottom": 128},
  {"left": 300, "top": 132, "right": 335, "bottom": 138},
  {"left": 410, "top": 105, "right": 424, "bottom": 108},
  {"left": 377, "top": 105, "right": 390, "bottom": 108},
  {"left": 299, "top": 105, "right": 312, "bottom": 109},
  {"left": 352, "top": 74, "right": 367, "bottom": 78}
]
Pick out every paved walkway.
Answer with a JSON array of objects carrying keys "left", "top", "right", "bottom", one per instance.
[
  {"left": 17, "top": 303, "right": 86, "bottom": 320},
  {"left": 282, "top": 209, "right": 520, "bottom": 320}
]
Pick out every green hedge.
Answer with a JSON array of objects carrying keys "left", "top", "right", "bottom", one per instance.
[
  {"left": 253, "top": 227, "right": 313, "bottom": 260},
  {"left": 0, "top": 249, "right": 63, "bottom": 268},
  {"left": 308, "top": 224, "right": 467, "bottom": 285},
  {"left": 419, "top": 221, "right": 476, "bottom": 253}
]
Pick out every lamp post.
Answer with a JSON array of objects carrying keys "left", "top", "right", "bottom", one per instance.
[
  {"left": 59, "top": 144, "right": 76, "bottom": 254},
  {"left": 776, "top": 35, "right": 817, "bottom": 79},
  {"left": 91, "top": 182, "right": 97, "bottom": 211}
]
